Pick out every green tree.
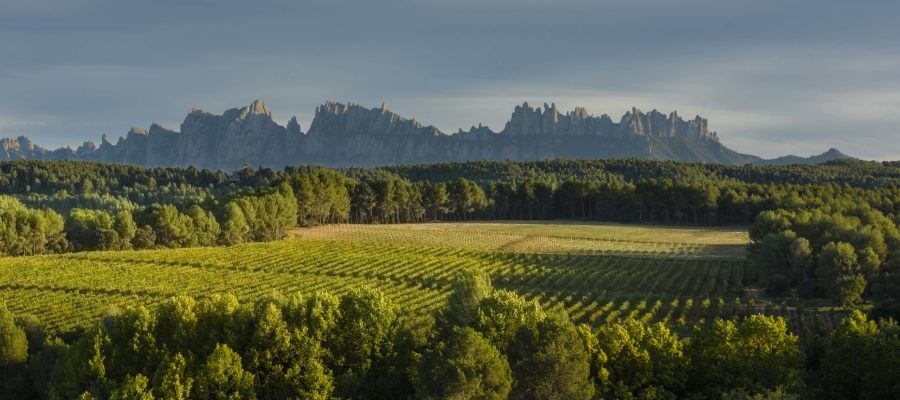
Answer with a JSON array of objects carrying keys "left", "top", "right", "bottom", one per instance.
[
  {"left": 188, "top": 205, "right": 221, "bottom": 246},
  {"left": 65, "top": 208, "right": 120, "bottom": 251},
  {"left": 194, "top": 294, "right": 246, "bottom": 354},
  {"left": 140, "top": 204, "right": 196, "bottom": 248},
  {"left": 132, "top": 225, "right": 156, "bottom": 249},
  {"left": 592, "top": 318, "right": 686, "bottom": 399},
  {"left": 245, "top": 303, "right": 333, "bottom": 399},
  {"left": 449, "top": 178, "right": 487, "bottom": 220},
  {"left": 0, "top": 303, "right": 28, "bottom": 397},
  {"left": 442, "top": 268, "right": 493, "bottom": 328},
  {"left": 273, "top": 182, "right": 299, "bottom": 238},
  {"left": 103, "top": 306, "right": 158, "bottom": 379},
  {"left": 814, "top": 310, "right": 900, "bottom": 400},
  {"left": 154, "top": 296, "right": 198, "bottom": 354},
  {"left": 788, "top": 236, "right": 813, "bottom": 282},
  {"left": 326, "top": 287, "right": 399, "bottom": 399},
  {"left": 817, "top": 241, "right": 862, "bottom": 304},
  {"left": 471, "top": 289, "right": 545, "bottom": 352},
  {"left": 27, "top": 337, "right": 69, "bottom": 399},
  {"left": 834, "top": 274, "right": 866, "bottom": 306},
  {"left": 415, "top": 327, "right": 512, "bottom": 400},
  {"left": 114, "top": 210, "right": 137, "bottom": 250},
  {"left": 753, "top": 230, "right": 812, "bottom": 287},
  {"left": 110, "top": 374, "right": 154, "bottom": 400},
  {"left": 421, "top": 182, "right": 449, "bottom": 221},
  {"left": 49, "top": 326, "right": 110, "bottom": 399},
  {"left": 152, "top": 353, "right": 192, "bottom": 400},
  {"left": 0, "top": 303, "right": 27, "bottom": 369},
  {"left": 194, "top": 344, "right": 256, "bottom": 400},
  {"left": 508, "top": 314, "right": 595, "bottom": 400},
  {"left": 234, "top": 183, "right": 298, "bottom": 241},
  {"left": 280, "top": 291, "right": 339, "bottom": 342},
  {"left": 289, "top": 168, "right": 351, "bottom": 226},
  {"left": 687, "top": 315, "right": 802, "bottom": 397},
  {"left": 220, "top": 202, "right": 250, "bottom": 245},
  {"left": 749, "top": 210, "right": 792, "bottom": 243}
]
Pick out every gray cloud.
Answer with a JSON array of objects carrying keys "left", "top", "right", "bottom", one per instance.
[{"left": 1, "top": 0, "right": 898, "bottom": 159}]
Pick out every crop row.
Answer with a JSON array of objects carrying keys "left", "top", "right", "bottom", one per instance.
[
  {"left": 298, "top": 224, "right": 743, "bottom": 258},
  {"left": 0, "top": 238, "right": 822, "bottom": 332}
]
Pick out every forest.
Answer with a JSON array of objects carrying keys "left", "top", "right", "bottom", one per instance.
[
  {"left": 0, "top": 269, "right": 897, "bottom": 399},
  {"left": 1, "top": 158, "right": 899, "bottom": 398}
]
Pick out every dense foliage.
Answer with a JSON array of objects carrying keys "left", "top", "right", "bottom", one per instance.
[
  {"left": 0, "top": 196, "right": 68, "bottom": 256},
  {"left": 0, "top": 271, "right": 896, "bottom": 399},
  {"left": 3, "top": 160, "right": 898, "bottom": 227},
  {"left": 4, "top": 159, "right": 900, "bottom": 226},
  {"left": 747, "top": 199, "right": 900, "bottom": 315}
]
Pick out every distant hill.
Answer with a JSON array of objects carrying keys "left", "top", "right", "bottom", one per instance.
[
  {"left": 760, "top": 148, "right": 854, "bottom": 166},
  {"left": 0, "top": 100, "right": 852, "bottom": 170}
]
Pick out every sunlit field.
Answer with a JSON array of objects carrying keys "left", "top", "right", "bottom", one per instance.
[
  {"left": 0, "top": 222, "right": 842, "bottom": 333},
  {"left": 294, "top": 221, "right": 750, "bottom": 258}
]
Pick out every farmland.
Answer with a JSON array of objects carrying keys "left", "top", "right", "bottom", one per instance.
[
  {"left": 0, "top": 221, "right": 837, "bottom": 333},
  {"left": 295, "top": 221, "right": 749, "bottom": 257},
  {"left": 2, "top": 157, "right": 898, "bottom": 399}
]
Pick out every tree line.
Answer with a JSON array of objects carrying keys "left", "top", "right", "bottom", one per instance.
[
  {"left": 748, "top": 203, "right": 900, "bottom": 318},
  {"left": 0, "top": 269, "right": 896, "bottom": 400},
  {"left": 2, "top": 160, "right": 899, "bottom": 227},
  {"left": 0, "top": 183, "right": 297, "bottom": 255}
]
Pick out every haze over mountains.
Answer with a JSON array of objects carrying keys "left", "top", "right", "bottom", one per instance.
[{"left": 0, "top": 100, "right": 851, "bottom": 171}]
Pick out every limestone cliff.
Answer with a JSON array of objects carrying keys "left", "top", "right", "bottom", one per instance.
[
  {"left": 0, "top": 100, "right": 851, "bottom": 170},
  {"left": 498, "top": 103, "right": 716, "bottom": 141},
  {"left": 0, "top": 136, "right": 74, "bottom": 160}
]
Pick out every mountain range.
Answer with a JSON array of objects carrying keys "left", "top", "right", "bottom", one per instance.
[{"left": 0, "top": 100, "right": 852, "bottom": 170}]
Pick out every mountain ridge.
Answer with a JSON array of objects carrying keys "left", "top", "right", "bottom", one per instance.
[{"left": 0, "top": 100, "right": 853, "bottom": 170}]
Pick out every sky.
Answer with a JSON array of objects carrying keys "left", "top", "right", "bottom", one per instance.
[{"left": 2, "top": 0, "right": 899, "bottom": 160}]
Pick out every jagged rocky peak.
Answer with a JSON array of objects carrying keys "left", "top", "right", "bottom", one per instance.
[
  {"left": 316, "top": 101, "right": 365, "bottom": 116},
  {"left": 458, "top": 123, "right": 496, "bottom": 135},
  {"left": 127, "top": 127, "right": 148, "bottom": 137},
  {"left": 149, "top": 123, "right": 176, "bottom": 136},
  {"left": 17, "top": 136, "right": 34, "bottom": 150},
  {"left": 1, "top": 136, "right": 31, "bottom": 152},
  {"left": 249, "top": 99, "right": 270, "bottom": 114},
  {"left": 570, "top": 106, "right": 590, "bottom": 119},
  {"left": 0, "top": 136, "right": 53, "bottom": 160},
  {"left": 76, "top": 141, "right": 97, "bottom": 156},
  {"left": 238, "top": 99, "right": 272, "bottom": 118},
  {"left": 75, "top": 140, "right": 97, "bottom": 154},
  {"left": 235, "top": 100, "right": 278, "bottom": 123},
  {"left": 211, "top": 100, "right": 278, "bottom": 124},
  {"left": 500, "top": 102, "right": 719, "bottom": 141},
  {"left": 503, "top": 101, "right": 610, "bottom": 136},
  {"left": 0, "top": 99, "right": 854, "bottom": 167},
  {"left": 308, "top": 101, "right": 443, "bottom": 137},
  {"left": 286, "top": 116, "right": 303, "bottom": 135}
]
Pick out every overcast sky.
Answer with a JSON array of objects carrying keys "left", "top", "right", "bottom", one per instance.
[{"left": 2, "top": 0, "right": 899, "bottom": 159}]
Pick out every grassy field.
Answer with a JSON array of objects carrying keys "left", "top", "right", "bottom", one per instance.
[
  {"left": 294, "top": 221, "right": 749, "bottom": 258},
  {"left": 0, "top": 221, "right": 838, "bottom": 333}
]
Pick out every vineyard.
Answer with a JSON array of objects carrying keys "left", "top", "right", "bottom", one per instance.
[
  {"left": 294, "top": 222, "right": 749, "bottom": 257},
  {"left": 0, "top": 222, "right": 841, "bottom": 333}
]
